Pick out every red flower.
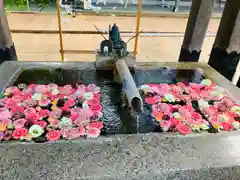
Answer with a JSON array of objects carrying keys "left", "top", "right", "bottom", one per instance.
[
  {"left": 87, "top": 98, "right": 100, "bottom": 106},
  {"left": 145, "top": 97, "right": 156, "bottom": 104},
  {"left": 11, "top": 106, "right": 25, "bottom": 114},
  {"left": 221, "top": 122, "right": 233, "bottom": 131},
  {"left": 46, "top": 130, "right": 61, "bottom": 141},
  {"left": 35, "top": 121, "right": 48, "bottom": 128},
  {"left": 87, "top": 127, "right": 101, "bottom": 138},
  {"left": 176, "top": 124, "right": 192, "bottom": 135},
  {"left": 64, "top": 99, "right": 75, "bottom": 107},
  {"left": 12, "top": 128, "right": 28, "bottom": 139},
  {"left": 93, "top": 93, "right": 100, "bottom": 99},
  {"left": 170, "top": 118, "right": 180, "bottom": 127},
  {"left": 26, "top": 112, "right": 40, "bottom": 121},
  {"left": 192, "top": 112, "right": 202, "bottom": 120},
  {"left": 89, "top": 121, "right": 104, "bottom": 129},
  {"left": 90, "top": 104, "right": 103, "bottom": 112},
  {"left": 39, "top": 109, "right": 50, "bottom": 118}
]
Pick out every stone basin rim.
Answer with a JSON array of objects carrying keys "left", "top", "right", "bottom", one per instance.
[{"left": 0, "top": 131, "right": 239, "bottom": 146}]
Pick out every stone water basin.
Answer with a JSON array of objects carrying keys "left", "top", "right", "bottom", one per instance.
[
  {"left": 131, "top": 62, "right": 240, "bottom": 134},
  {"left": 1, "top": 62, "right": 240, "bottom": 180},
  {"left": 0, "top": 61, "right": 141, "bottom": 143}
]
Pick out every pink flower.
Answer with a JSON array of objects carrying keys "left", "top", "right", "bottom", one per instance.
[
  {"left": 10, "top": 87, "right": 21, "bottom": 95},
  {"left": 90, "top": 104, "right": 103, "bottom": 112},
  {"left": 38, "top": 99, "right": 51, "bottom": 107},
  {"left": 4, "top": 99, "right": 17, "bottom": 109},
  {"left": 34, "top": 85, "right": 48, "bottom": 93},
  {"left": 61, "top": 127, "right": 85, "bottom": 140},
  {"left": 13, "top": 118, "right": 26, "bottom": 129},
  {"left": 86, "top": 84, "right": 100, "bottom": 93},
  {"left": 170, "top": 118, "right": 180, "bottom": 128},
  {"left": 12, "top": 128, "right": 28, "bottom": 139},
  {"left": 47, "top": 83, "right": 58, "bottom": 90},
  {"left": 64, "top": 99, "right": 75, "bottom": 107},
  {"left": 59, "top": 87, "right": 72, "bottom": 95},
  {"left": 35, "top": 121, "right": 48, "bottom": 128},
  {"left": 160, "top": 121, "right": 171, "bottom": 132},
  {"left": 49, "top": 109, "right": 62, "bottom": 119},
  {"left": 39, "top": 109, "right": 50, "bottom": 118},
  {"left": 25, "top": 112, "right": 40, "bottom": 121},
  {"left": 87, "top": 98, "right": 100, "bottom": 106},
  {"left": 145, "top": 97, "right": 156, "bottom": 104},
  {"left": 86, "top": 127, "right": 101, "bottom": 138},
  {"left": 24, "top": 108, "right": 36, "bottom": 116},
  {"left": 176, "top": 124, "right": 192, "bottom": 135},
  {"left": 189, "top": 83, "right": 204, "bottom": 91},
  {"left": 0, "top": 108, "right": 12, "bottom": 119},
  {"left": 192, "top": 112, "right": 202, "bottom": 120},
  {"left": 11, "top": 106, "right": 25, "bottom": 114},
  {"left": 81, "top": 109, "right": 94, "bottom": 117},
  {"left": 0, "top": 119, "right": 12, "bottom": 125},
  {"left": 73, "top": 115, "right": 89, "bottom": 126},
  {"left": 89, "top": 121, "right": 104, "bottom": 129},
  {"left": 46, "top": 130, "right": 61, "bottom": 141}
]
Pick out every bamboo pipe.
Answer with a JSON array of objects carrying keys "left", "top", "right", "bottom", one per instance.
[
  {"left": 133, "top": 0, "right": 142, "bottom": 57},
  {"left": 56, "top": 0, "right": 64, "bottom": 62},
  {"left": 115, "top": 58, "right": 143, "bottom": 113}
]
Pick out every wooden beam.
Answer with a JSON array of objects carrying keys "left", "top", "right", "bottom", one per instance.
[
  {"left": 178, "top": 0, "right": 215, "bottom": 62},
  {"left": 0, "top": 0, "right": 17, "bottom": 63},
  {"left": 208, "top": 0, "right": 240, "bottom": 81}
]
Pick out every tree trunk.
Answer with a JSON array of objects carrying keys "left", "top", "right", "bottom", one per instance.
[{"left": 0, "top": 0, "right": 18, "bottom": 64}]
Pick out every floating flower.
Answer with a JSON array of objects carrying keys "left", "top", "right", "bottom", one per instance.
[
  {"left": 145, "top": 97, "right": 156, "bottom": 104},
  {"left": 221, "top": 122, "right": 233, "bottom": 131},
  {"left": 172, "top": 112, "right": 181, "bottom": 120},
  {"left": 159, "top": 121, "right": 171, "bottom": 132},
  {"left": 38, "top": 99, "right": 51, "bottom": 107},
  {"left": 139, "top": 85, "right": 150, "bottom": 94},
  {"left": 28, "top": 125, "right": 44, "bottom": 138},
  {"left": 232, "top": 121, "right": 240, "bottom": 130},
  {"left": 35, "top": 121, "right": 48, "bottom": 128},
  {"left": 23, "top": 133, "right": 33, "bottom": 141},
  {"left": 87, "top": 98, "right": 100, "bottom": 106},
  {"left": 83, "top": 92, "right": 94, "bottom": 100},
  {"left": 46, "top": 130, "right": 61, "bottom": 141},
  {"left": 201, "top": 79, "right": 212, "bottom": 86},
  {"left": 38, "top": 109, "right": 50, "bottom": 119},
  {"left": 61, "top": 127, "right": 84, "bottom": 140},
  {"left": 12, "top": 128, "right": 28, "bottom": 139},
  {"left": 32, "top": 93, "right": 43, "bottom": 101},
  {"left": 164, "top": 94, "right": 175, "bottom": 103},
  {"left": 0, "top": 123, "right": 7, "bottom": 132},
  {"left": 34, "top": 85, "right": 48, "bottom": 93},
  {"left": 0, "top": 108, "right": 12, "bottom": 119},
  {"left": 151, "top": 111, "right": 163, "bottom": 122},
  {"left": 60, "top": 117, "right": 73, "bottom": 127},
  {"left": 4, "top": 130, "right": 13, "bottom": 140},
  {"left": 89, "top": 121, "right": 104, "bottom": 129},
  {"left": 86, "top": 84, "right": 100, "bottom": 93},
  {"left": 170, "top": 118, "right": 180, "bottom": 128},
  {"left": 49, "top": 109, "right": 62, "bottom": 119},
  {"left": 90, "top": 104, "right": 103, "bottom": 112},
  {"left": 86, "top": 127, "right": 101, "bottom": 138},
  {"left": 64, "top": 99, "right": 75, "bottom": 107},
  {"left": 176, "top": 124, "right": 192, "bottom": 135},
  {"left": 13, "top": 118, "right": 26, "bottom": 129}
]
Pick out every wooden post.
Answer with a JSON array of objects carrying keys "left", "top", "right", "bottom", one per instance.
[
  {"left": 178, "top": 0, "right": 215, "bottom": 62},
  {"left": 0, "top": 0, "right": 17, "bottom": 64},
  {"left": 208, "top": 0, "right": 240, "bottom": 81}
]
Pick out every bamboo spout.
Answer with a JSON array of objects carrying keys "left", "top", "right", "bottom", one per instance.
[{"left": 115, "top": 58, "right": 143, "bottom": 113}]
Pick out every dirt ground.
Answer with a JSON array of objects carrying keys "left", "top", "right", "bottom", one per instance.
[{"left": 7, "top": 13, "right": 222, "bottom": 63}]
